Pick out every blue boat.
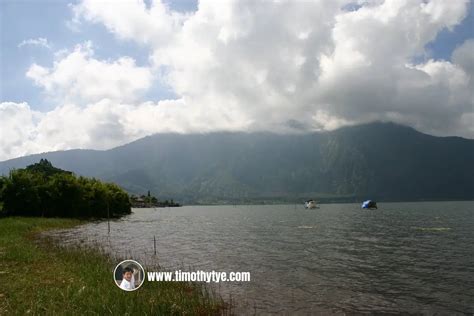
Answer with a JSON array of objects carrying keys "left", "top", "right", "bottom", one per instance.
[{"left": 362, "top": 200, "right": 377, "bottom": 209}]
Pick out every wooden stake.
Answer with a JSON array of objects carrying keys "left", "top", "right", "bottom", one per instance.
[{"left": 107, "top": 202, "right": 110, "bottom": 234}]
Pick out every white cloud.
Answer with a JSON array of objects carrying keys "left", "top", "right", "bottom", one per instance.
[
  {"left": 71, "top": 0, "right": 188, "bottom": 46},
  {"left": 315, "top": 0, "right": 472, "bottom": 136},
  {"left": 452, "top": 39, "right": 474, "bottom": 80},
  {"left": 451, "top": 39, "right": 474, "bottom": 135},
  {"left": 0, "top": 98, "right": 252, "bottom": 161},
  {"left": 0, "top": 102, "right": 43, "bottom": 160},
  {"left": 71, "top": 0, "right": 472, "bottom": 136},
  {"left": 26, "top": 42, "right": 154, "bottom": 104},
  {"left": 1, "top": 0, "right": 473, "bottom": 161},
  {"left": 18, "top": 37, "right": 51, "bottom": 49}
]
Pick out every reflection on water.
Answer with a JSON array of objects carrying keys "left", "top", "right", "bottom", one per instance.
[{"left": 45, "top": 201, "right": 474, "bottom": 314}]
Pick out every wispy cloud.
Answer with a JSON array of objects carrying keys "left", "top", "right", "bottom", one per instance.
[{"left": 18, "top": 37, "right": 51, "bottom": 49}]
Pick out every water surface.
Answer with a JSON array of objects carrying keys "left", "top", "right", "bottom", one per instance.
[{"left": 46, "top": 201, "right": 474, "bottom": 314}]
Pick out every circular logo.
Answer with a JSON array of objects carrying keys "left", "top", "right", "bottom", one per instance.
[{"left": 113, "top": 259, "right": 145, "bottom": 291}]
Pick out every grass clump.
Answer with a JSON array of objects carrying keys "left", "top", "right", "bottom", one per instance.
[{"left": 0, "top": 217, "right": 224, "bottom": 315}]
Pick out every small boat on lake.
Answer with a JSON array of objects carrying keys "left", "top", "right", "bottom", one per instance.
[
  {"left": 362, "top": 200, "right": 377, "bottom": 209},
  {"left": 305, "top": 200, "right": 319, "bottom": 209}
]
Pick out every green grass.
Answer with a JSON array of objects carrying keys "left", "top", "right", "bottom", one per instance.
[{"left": 0, "top": 217, "right": 224, "bottom": 315}]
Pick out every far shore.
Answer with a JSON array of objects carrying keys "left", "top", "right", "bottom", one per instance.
[{"left": 141, "top": 198, "right": 474, "bottom": 207}]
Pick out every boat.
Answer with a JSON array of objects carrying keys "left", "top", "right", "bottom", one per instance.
[
  {"left": 361, "top": 200, "right": 377, "bottom": 209},
  {"left": 305, "top": 200, "right": 318, "bottom": 209}
]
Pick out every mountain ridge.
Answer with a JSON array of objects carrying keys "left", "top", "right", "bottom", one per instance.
[{"left": 2, "top": 122, "right": 473, "bottom": 204}]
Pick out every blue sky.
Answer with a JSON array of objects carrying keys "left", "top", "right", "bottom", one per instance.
[
  {"left": 1, "top": 0, "right": 471, "bottom": 112},
  {"left": 426, "top": 2, "right": 473, "bottom": 59}
]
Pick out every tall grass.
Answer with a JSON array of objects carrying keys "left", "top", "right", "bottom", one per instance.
[{"left": 0, "top": 217, "right": 226, "bottom": 315}]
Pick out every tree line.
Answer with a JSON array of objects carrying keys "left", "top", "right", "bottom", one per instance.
[{"left": 0, "top": 159, "right": 131, "bottom": 218}]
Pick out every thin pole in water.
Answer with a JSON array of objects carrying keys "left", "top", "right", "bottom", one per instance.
[
  {"left": 154, "top": 235, "right": 157, "bottom": 256},
  {"left": 107, "top": 201, "right": 110, "bottom": 234}
]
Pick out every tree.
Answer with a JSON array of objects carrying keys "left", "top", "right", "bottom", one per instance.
[{"left": 0, "top": 161, "right": 131, "bottom": 218}]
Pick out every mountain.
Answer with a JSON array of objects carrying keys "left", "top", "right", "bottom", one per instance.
[{"left": 1, "top": 122, "right": 473, "bottom": 204}]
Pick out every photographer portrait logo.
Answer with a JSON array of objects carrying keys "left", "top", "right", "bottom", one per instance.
[{"left": 113, "top": 260, "right": 145, "bottom": 291}]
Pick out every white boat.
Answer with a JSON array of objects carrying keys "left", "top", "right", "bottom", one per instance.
[{"left": 305, "top": 200, "right": 318, "bottom": 209}]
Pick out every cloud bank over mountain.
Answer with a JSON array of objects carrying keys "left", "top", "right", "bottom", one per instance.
[{"left": 1, "top": 0, "right": 473, "bottom": 161}]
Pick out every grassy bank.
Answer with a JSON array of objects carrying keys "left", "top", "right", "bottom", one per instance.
[{"left": 0, "top": 217, "right": 223, "bottom": 315}]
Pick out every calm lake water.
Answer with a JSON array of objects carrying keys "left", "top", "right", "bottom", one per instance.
[{"left": 46, "top": 202, "right": 474, "bottom": 314}]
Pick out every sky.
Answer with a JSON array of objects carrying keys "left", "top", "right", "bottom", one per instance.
[{"left": 0, "top": 0, "right": 473, "bottom": 161}]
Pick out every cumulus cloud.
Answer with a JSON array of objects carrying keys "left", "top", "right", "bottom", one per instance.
[
  {"left": 72, "top": 0, "right": 472, "bottom": 134},
  {"left": 71, "top": 0, "right": 187, "bottom": 45},
  {"left": 452, "top": 39, "right": 474, "bottom": 81},
  {"left": 316, "top": 0, "right": 473, "bottom": 136},
  {"left": 26, "top": 42, "right": 153, "bottom": 104},
  {"left": 18, "top": 37, "right": 51, "bottom": 49},
  {"left": 0, "top": 102, "right": 43, "bottom": 160},
  {"left": 1, "top": 0, "right": 473, "bottom": 161}
]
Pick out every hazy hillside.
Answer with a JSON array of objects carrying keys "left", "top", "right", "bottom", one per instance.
[{"left": 1, "top": 122, "right": 473, "bottom": 203}]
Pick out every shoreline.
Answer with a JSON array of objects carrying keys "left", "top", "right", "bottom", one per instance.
[
  {"left": 141, "top": 199, "right": 474, "bottom": 207},
  {"left": 0, "top": 217, "right": 224, "bottom": 315}
]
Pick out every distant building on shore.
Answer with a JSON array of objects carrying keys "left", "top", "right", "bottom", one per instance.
[{"left": 130, "top": 193, "right": 181, "bottom": 208}]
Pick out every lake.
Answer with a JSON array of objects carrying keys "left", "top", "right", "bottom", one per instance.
[{"left": 46, "top": 201, "right": 474, "bottom": 314}]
